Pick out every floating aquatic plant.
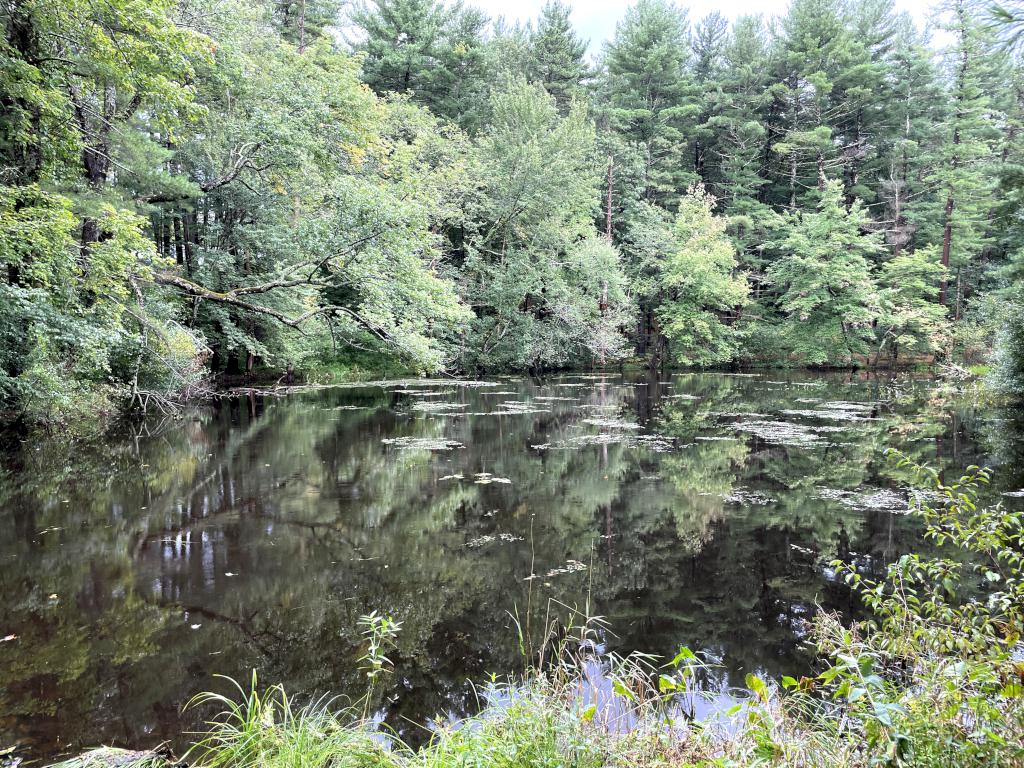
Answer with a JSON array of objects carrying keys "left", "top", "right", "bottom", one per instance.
[
  {"left": 817, "top": 486, "right": 908, "bottom": 512},
  {"left": 474, "top": 472, "right": 512, "bottom": 484},
  {"left": 581, "top": 418, "right": 641, "bottom": 430},
  {"left": 410, "top": 401, "right": 468, "bottom": 412},
  {"left": 381, "top": 436, "right": 463, "bottom": 450},
  {"left": 524, "top": 559, "right": 588, "bottom": 581},
  {"left": 466, "top": 533, "right": 523, "bottom": 548},
  {"left": 732, "top": 419, "right": 845, "bottom": 447},
  {"left": 722, "top": 488, "right": 777, "bottom": 506}
]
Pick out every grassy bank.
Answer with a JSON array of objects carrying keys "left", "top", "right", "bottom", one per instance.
[{"left": 51, "top": 456, "right": 1024, "bottom": 768}]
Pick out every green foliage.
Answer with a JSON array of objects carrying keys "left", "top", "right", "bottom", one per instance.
[
  {"left": 875, "top": 247, "right": 950, "bottom": 362},
  {"left": 812, "top": 454, "right": 1024, "bottom": 765},
  {"left": 656, "top": 184, "right": 749, "bottom": 365},
  {"left": 5, "top": 0, "right": 1024, "bottom": 419},
  {"left": 923, "top": 0, "right": 1003, "bottom": 292},
  {"left": 185, "top": 675, "right": 398, "bottom": 768},
  {"left": 351, "top": 0, "right": 491, "bottom": 131},
  {"left": 526, "top": 1, "right": 589, "bottom": 112},
  {"left": 601, "top": 0, "right": 699, "bottom": 208},
  {"left": 460, "top": 80, "right": 629, "bottom": 371},
  {"left": 990, "top": 286, "right": 1024, "bottom": 395},
  {"left": 765, "top": 180, "right": 882, "bottom": 364}
]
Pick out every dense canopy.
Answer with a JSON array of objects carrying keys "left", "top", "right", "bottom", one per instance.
[{"left": 3, "top": 0, "right": 1024, "bottom": 423}]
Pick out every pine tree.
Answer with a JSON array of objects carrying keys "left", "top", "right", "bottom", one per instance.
[
  {"left": 350, "top": 0, "right": 490, "bottom": 129},
  {"left": 767, "top": 180, "right": 883, "bottom": 363},
  {"left": 691, "top": 12, "right": 728, "bottom": 184},
  {"left": 351, "top": 0, "right": 446, "bottom": 94},
  {"left": 600, "top": 0, "right": 699, "bottom": 207},
  {"left": 708, "top": 15, "right": 772, "bottom": 252},
  {"left": 768, "top": 0, "right": 854, "bottom": 209},
  {"left": 833, "top": 0, "right": 902, "bottom": 204},
  {"left": 929, "top": 0, "right": 1003, "bottom": 313},
  {"left": 426, "top": 5, "right": 491, "bottom": 131},
  {"left": 275, "top": 0, "right": 343, "bottom": 51},
  {"left": 880, "top": 19, "right": 946, "bottom": 256},
  {"left": 527, "top": 1, "right": 589, "bottom": 112}
]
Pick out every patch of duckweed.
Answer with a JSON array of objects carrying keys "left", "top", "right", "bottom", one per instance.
[
  {"left": 466, "top": 532, "right": 523, "bottom": 548},
  {"left": 582, "top": 418, "right": 641, "bottom": 430},
  {"left": 817, "top": 486, "right": 909, "bottom": 512},
  {"left": 410, "top": 401, "right": 468, "bottom": 413},
  {"left": 492, "top": 401, "right": 551, "bottom": 415},
  {"left": 523, "top": 559, "right": 588, "bottom": 580},
  {"left": 723, "top": 488, "right": 777, "bottom": 506},
  {"left": 339, "top": 378, "right": 501, "bottom": 389},
  {"left": 733, "top": 420, "right": 846, "bottom": 447},
  {"left": 532, "top": 433, "right": 678, "bottom": 452},
  {"left": 779, "top": 407, "right": 879, "bottom": 422},
  {"left": 381, "top": 436, "right": 463, "bottom": 450}
]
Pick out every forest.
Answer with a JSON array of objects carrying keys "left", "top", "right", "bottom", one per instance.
[{"left": 1, "top": 0, "right": 1023, "bottom": 425}]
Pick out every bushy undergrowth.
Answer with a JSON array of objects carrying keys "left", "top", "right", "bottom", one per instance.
[{"left": 66, "top": 456, "right": 1024, "bottom": 768}]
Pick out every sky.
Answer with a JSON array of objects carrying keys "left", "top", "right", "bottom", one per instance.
[{"left": 471, "top": 0, "right": 941, "bottom": 56}]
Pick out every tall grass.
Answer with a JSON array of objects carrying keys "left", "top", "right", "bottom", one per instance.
[{"left": 184, "top": 673, "right": 401, "bottom": 768}]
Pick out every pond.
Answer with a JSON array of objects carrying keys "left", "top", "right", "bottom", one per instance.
[{"left": 0, "top": 371, "right": 1019, "bottom": 760}]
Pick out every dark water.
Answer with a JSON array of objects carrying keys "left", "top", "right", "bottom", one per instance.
[{"left": 0, "top": 371, "right": 1019, "bottom": 759}]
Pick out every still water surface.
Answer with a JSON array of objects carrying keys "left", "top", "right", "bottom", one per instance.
[{"left": 0, "top": 371, "right": 1018, "bottom": 759}]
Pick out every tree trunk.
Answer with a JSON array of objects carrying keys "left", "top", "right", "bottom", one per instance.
[
  {"left": 940, "top": 194, "right": 954, "bottom": 307},
  {"left": 606, "top": 155, "right": 614, "bottom": 239}
]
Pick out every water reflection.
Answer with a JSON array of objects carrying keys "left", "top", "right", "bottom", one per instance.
[{"left": 0, "top": 372, "right": 1012, "bottom": 758}]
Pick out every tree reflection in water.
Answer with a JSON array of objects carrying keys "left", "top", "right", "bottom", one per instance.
[{"left": 0, "top": 372, "right": 1012, "bottom": 758}]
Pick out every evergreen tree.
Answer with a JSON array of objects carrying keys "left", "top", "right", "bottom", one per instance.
[
  {"left": 880, "top": 19, "right": 946, "bottom": 256},
  {"left": 929, "top": 0, "right": 1003, "bottom": 312},
  {"left": 425, "top": 5, "right": 491, "bottom": 131},
  {"left": 709, "top": 15, "right": 772, "bottom": 253},
  {"left": 527, "top": 1, "right": 589, "bottom": 112},
  {"left": 833, "top": 0, "right": 902, "bottom": 204},
  {"left": 768, "top": 0, "right": 853, "bottom": 209},
  {"left": 275, "top": 0, "right": 343, "bottom": 50},
  {"left": 350, "top": 0, "right": 489, "bottom": 129},
  {"left": 766, "top": 180, "right": 882, "bottom": 363},
  {"left": 600, "top": 0, "right": 699, "bottom": 207},
  {"left": 351, "top": 0, "right": 448, "bottom": 94},
  {"left": 691, "top": 12, "right": 729, "bottom": 184}
]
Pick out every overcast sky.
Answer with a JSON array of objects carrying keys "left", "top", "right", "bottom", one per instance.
[{"left": 471, "top": 0, "right": 942, "bottom": 56}]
